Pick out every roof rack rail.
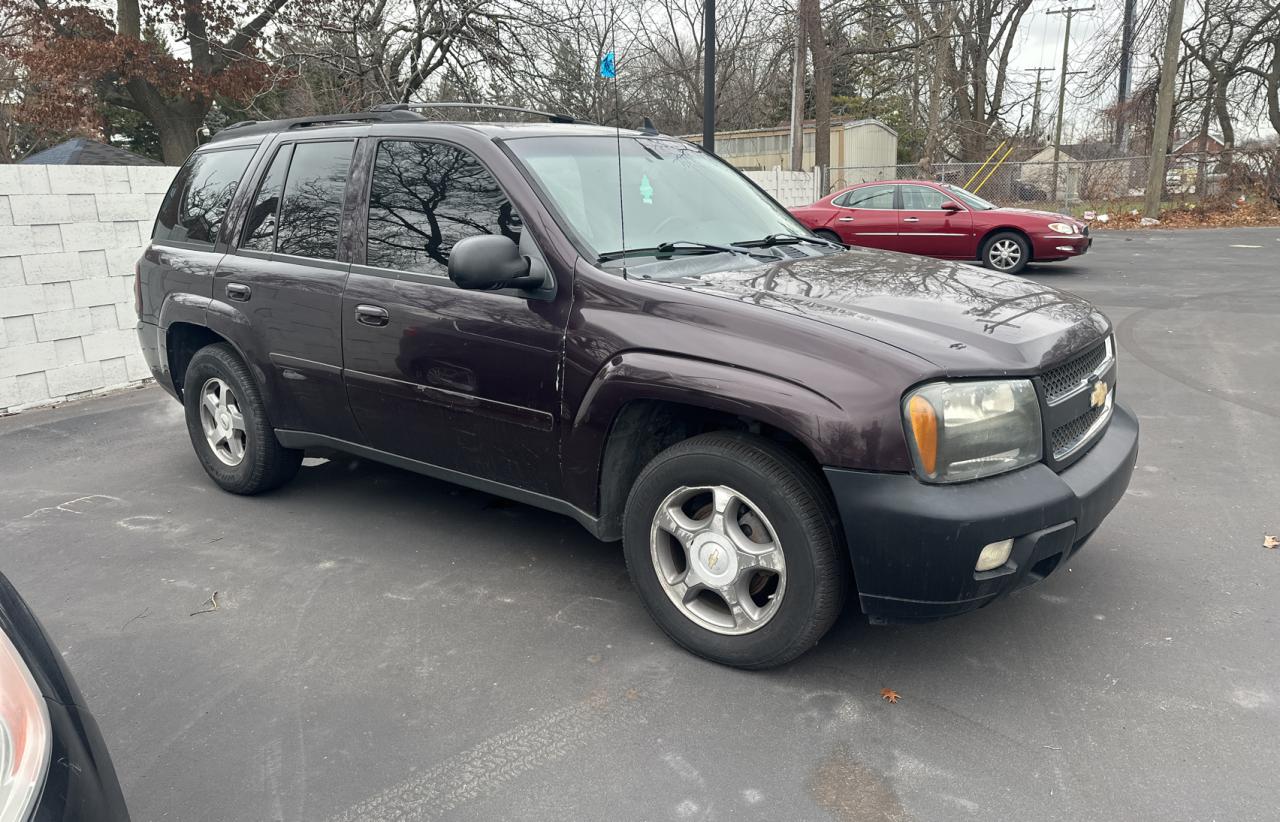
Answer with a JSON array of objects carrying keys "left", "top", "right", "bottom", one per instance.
[
  {"left": 371, "top": 101, "right": 588, "bottom": 125},
  {"left": 209, "top": 109, "right": 426, "bottom": 142}
]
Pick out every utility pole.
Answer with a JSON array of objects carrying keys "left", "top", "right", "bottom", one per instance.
[
  {"left": 788, "top": 12, "right": 805, "bottom": 171},
  {"left": 703, "top": 0, "right": 716, "bottom": 154},
  {"left": 1115, "top": 0, "right": 1136, "bottom": 147},
  {"left": 1144, "top": 0, "right": 1186, "bottom": 218},
  {"left": 1028, "top": 67, "right": 1054, "bottom": 141},
  {"left": 1047, "top": 5, "right": 1094, "bottom": 202}
]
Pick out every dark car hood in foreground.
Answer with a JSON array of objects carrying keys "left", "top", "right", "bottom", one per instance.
[{"left": 679, "top": 247, "right": 1109, "bottom": 372}]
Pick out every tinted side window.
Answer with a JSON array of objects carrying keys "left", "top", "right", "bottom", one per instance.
[
  {"left": 367, "top": 140, "right": 521, "bottom": 276},
  {"left": 242, "top": 145, "right": 292, "bottom": 252},
  {"left": 842, "top": 185, "right": 895, "bottom": 209},
  {"left": 900, "top": 185, "right": 948, "bottom": 210},
  {"left": 153, "top": 148, "right": 254, "bottom": 245},
  {"left": 275, "top": 141, "right": 354, "bottom": 260}
]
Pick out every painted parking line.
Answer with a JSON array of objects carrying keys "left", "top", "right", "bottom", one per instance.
[{"left": 1229, "top": 244, "right": 1262, "bottom": 248}]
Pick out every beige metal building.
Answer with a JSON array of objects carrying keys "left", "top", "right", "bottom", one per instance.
[{"left": 684, "top": 119, "right": 898, "bottom": 174}]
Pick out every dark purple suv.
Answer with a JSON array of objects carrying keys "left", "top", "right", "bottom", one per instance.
[{"left": 135, "top": 106, "right": 1138, "bottom": 668}]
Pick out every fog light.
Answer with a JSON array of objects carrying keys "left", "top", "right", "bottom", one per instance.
[
  {"left": 976, "top": 539, "right": 1014, "bottom": 572},
  {"left": 1055, "top": 245, "right": 1076, "bottom": 252}
]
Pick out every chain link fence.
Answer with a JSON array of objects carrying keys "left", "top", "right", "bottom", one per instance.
[{"left": 827, "top": 148, "right": 1279, "bottom": 214}]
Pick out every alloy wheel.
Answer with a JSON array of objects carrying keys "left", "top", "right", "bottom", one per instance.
[
  {"left": 649, "top": 484, "right": 786, "bottom": 635},
  {"left": 989, "top": 238, "right": 1023, "bottom": 270},
  {"left": 198, "top": 377, "right": 248, "bottom": 466}
]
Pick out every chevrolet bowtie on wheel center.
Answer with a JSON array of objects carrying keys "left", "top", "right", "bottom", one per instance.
[{"left": 136, "top": 104, "right": 1138, "bottom": 668}]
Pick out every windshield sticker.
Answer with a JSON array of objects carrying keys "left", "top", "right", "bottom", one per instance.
[{"left": 639, "top": 174, "right": 654, "bottom": 204}]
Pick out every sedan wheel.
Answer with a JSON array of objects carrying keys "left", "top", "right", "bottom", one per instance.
[{"left": 982, "top": 231, "right": 1030, "bottom": 274}]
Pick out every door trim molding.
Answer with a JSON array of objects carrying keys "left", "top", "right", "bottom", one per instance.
[{"left": 344, "top": 369, "right": 555, "bottom": 432}]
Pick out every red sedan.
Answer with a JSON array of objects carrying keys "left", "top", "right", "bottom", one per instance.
[{"left": 789, "top": 180, "right": 1091, "bottom": 275}]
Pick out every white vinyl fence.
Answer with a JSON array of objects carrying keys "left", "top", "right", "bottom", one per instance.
[
  {"left": 743, "top": 168, "right": 821, "bottom": 207},
  {"left": 0, "top": 164, "right": 178, "bottom": 414}
]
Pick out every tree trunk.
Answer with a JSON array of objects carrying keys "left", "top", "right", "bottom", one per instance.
[
  {"left": 1267, "top": 40, "right": 1280, "bottom": 136},
  {"left": 157, "top": 117, "right": 203, "bottom": 165},
  {"left": 1213, "top": 78, "right": 1234, "bottom": 168}
]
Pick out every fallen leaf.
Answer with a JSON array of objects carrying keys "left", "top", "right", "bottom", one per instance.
[
  {"left": 1265, "top": 535, "right": 1279, "bottom": 550},
  {"left": 880, "top": 687, "right": 901, "bottom": 704}
]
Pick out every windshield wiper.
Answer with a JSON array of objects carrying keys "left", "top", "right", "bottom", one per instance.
[
  {"left": 735, "top": 232, "right": 845, "bottom": 250},
  {"left": 597, "top": 240, "right": 779, "bottom": 263}
]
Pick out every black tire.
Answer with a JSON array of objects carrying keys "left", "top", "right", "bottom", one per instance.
[
  {"left": 980, "top": 230, "right": 1030, "bottom": 274},
  {"left": 622, "top": 432, "right": 849, "bottom": 669},
  {"left": 182, "top": 343, "right": 301, "bottom": 495},
  {"left": 814, "top": 229, "right": 844, "bottom": 246}
]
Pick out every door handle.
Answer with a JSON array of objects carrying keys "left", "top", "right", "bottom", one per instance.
[
  {"left": 226, "top": 283, "right": 251, "bottom": 301},
  {"left": 355, "top": 304, "right": 390, "bottom": 327},
  {"left": 837, "top": 216, "right": 855, "bottom": 222},
  {"left": 902, "top": 217, "right": 920, "bottom": 223}
]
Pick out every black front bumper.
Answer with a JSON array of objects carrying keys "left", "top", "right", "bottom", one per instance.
[{"left": 824, "top": 402, "right": 1139, "bottom": 622}]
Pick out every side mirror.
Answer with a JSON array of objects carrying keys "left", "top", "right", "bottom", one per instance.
[
  {"left": 447, "top": 235, "right": 544, "bottom": 290},
  {"left": 941, "top": 201, "right": 962, "bottom": 212}
]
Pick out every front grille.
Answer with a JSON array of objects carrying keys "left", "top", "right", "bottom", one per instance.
[
  {"left": 1041, "top": 342, "right": 1108, "bottom": 403},
  {"left": 1051, "top": 403, "right": 1106, "bottom": 457},
  {"left": 1082, "top": 224, "right": 1090, "bottom": 237}
]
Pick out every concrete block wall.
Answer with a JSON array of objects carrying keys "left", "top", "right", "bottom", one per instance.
[{"left": 0, "top": 164, "right": 178, "bottom": 414}]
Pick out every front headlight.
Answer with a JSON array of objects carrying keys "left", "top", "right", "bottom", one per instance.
[
  {"left": 0, "top": 630, "right": 51, "bottom": 822},
  {"left": 1047, "top": 222, "right": 1076, "bottom": 234},
  {"left": 903, "top": 379, "right": 1042, "bottom": 483}
]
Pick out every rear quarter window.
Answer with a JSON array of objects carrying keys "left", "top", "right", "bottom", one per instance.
[{"left": 153, "top": 147, "right": 255, "bottom": 246}]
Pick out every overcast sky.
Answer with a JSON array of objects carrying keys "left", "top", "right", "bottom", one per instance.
[{"left": 1012, "top": 0, "right": 1275, "bottom": 141}]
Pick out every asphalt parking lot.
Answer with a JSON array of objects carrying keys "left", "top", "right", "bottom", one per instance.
[{"left": 3, "top": 226, "right": 1278, "bottom": 821}]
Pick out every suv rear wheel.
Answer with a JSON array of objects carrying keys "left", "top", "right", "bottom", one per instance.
[
  {"left": 182, "top": 343, "right": 301, "bottom": 494},
  {"left": 622, "top": 432, "right": 848, "bottom": 668}
]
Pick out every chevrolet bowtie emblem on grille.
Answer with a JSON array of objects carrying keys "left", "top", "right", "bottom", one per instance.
[{"left": 1090, "top": 380, "right": 1109, "bottom": 408}]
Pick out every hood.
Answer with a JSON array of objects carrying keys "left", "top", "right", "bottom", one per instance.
[
  {"left": 675, "top": 247, "right": 1109, "bottom": 372},
  {"left": 1003, "top": 207, "right": 1082, "bottom": 225}
]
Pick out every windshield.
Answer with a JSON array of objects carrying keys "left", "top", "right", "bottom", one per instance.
[
  {"left": 506, "top": 136, "right": 806, "bottom": 264},
  {"left": 941, "top": 183, "right": 998, "bottom": 211}
]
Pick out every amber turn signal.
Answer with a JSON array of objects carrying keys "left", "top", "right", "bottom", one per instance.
[{"left": 907, "top": 394, "right": 938, "bottom": 477}]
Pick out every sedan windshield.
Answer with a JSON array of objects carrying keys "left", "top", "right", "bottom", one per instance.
[
  {"left": 941, "top": 183, "right": 998, "bottom": 211},
  {"left": 506, "top": 135, "right": 808, "bottom": 267}
]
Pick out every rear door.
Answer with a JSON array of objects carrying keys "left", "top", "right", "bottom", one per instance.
[
  {"left": 894, "top": 184, "right": 974, "bottom": 258},
  {"left": 827, "top": 184, "right": 897, "bottom": 249},
  {"left": 140, "top": 146, "right": 257, "bottom": 325},
  {"left": 213, "top": 138, "right": 362, "bottom": 441},
  {"left": 341, "top": 138, "right": 568, "bottom": 495}
]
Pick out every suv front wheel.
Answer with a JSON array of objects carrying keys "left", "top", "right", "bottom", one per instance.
[
  {"left": 182, "top": 343, "right": 301, "bottom": 494},
  {"left": 622, "top": 432, "right": 849, "bottom": 668}
]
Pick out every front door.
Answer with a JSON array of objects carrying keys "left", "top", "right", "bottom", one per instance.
[
  {"left": 827, "top": 184, "right": 898, "bottom": 250},
  {"left": 894, "top": 184, "right": 974, "bottom": 258},
  {"left": 341, "top": 139, "right": 568, "bottom": 496},
  {"left": 213, "top": 138, "right": 362, "bottom": 442}
]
